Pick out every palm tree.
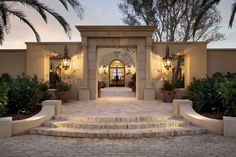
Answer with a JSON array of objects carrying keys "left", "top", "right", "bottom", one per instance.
[
  {"left": 229, "top": 1, "right": 236, "bottom": 28},
  {"left": 191, "top": 0, "right": 235, "bottom": 38},
  {"left": 195, "top": 0, "right": 236, "bottom": 29},
  {"left": 0, "top": 0, "right": 83, "bottom": 44}
]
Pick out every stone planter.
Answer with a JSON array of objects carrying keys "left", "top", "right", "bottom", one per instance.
[
  {"left": 162, "top": 91, "right": 176, "bottom": 102},
  {"left": 55, "top": 91, "right": 71, "bottom": 103},
  {"left": 48, "top": 89, "right": 57, "bottom": 100}
]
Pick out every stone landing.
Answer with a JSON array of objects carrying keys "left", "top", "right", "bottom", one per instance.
[{"left": 30, "top": 90, "right": 206, "bottom": 138}]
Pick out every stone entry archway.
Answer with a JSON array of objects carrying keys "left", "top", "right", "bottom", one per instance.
[{"left": 77, "top": 26, "right": 156, "bottom": 100}]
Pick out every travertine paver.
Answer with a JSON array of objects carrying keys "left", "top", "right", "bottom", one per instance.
[
  {"left": 62, "top": 87, "right": 174, "bottom": 117},
  {"left": 0, "top": 134, "right": 236, "bottom": 157},
  {"left": 30, "top": 87, "right": 205, "bottom": 138}
]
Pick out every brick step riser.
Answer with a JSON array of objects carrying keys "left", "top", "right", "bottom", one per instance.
[
  {"left": 53, "top": 115, "right": 177, "bottom": 123},
  {"left": 43, "top": 121, "right": 190, "bottom": 130},
  {"left": 30, "top": 128, "right": 206, "bottom": 139}
]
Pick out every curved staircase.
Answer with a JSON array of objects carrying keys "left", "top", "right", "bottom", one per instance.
[{"left": 30, "top": 114, "right": 206, "bottom": 138}]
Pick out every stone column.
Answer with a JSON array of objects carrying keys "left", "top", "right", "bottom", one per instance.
[
  {"left": 136, "top": 45, "right": 146, "bottom": 100},
  {"left": 79, "top": 36, "right": 90, "bottom": 100},
  {"left": 88, "top": 44, "right": 97, "bottom": 100},
  {"left": 144, "top": 37, "right": 155, "bottom": 100}
]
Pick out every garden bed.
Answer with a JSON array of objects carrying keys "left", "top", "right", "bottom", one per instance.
[
  {"left": 199, "top": 112, "right": 224, "bottom": 120},
  {"left": 5, "top": 105, "right": 42, "bottom": 121}
]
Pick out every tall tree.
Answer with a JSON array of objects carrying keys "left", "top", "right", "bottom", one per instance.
[
  {"left": 119, "top": 0, "right": 224, "bottom": 42},
  {"left": 119, "top": 0, "right": 225, "bottom": 81},
  {"left": 198, "top": 0, "right": 236, "bottom": 28},
  {"left": 0, "top": 0, "right": 84, "bottom": 44}
]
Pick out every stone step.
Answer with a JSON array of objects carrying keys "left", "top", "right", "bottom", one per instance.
[
  {"left": 53, "top": 115, "right": 177, "bottom": 123},
  {"left": 30, "top": 126, "right": 206, "bottom": 138},
  {"left": 43, "top": 119, "right": 190, "bottom": 130}
]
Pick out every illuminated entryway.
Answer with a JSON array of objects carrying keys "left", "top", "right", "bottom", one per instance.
[{"left": 109, "top": 60, "right": 125, "bottom": 87}]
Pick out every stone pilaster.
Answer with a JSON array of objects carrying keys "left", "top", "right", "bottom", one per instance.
[
  {"left": 79, "top": 36, "right": 90, "bottom": 101},
  {"left": 144, "top": 37, "right": 155, "bottom": 100}
]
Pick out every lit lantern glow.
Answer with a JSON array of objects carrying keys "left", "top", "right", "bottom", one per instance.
[
  {"left": 162, "top": 46, "right": 173, "bottom": 70},
  {"left": 127, "top": 65, "right": 131, "bottom": 71},
  {"left": 103, "top": 65, "right": 107, "bottom": 74},
  {"left": 61, "top": 46, "right": 71, "bottom": 70}
]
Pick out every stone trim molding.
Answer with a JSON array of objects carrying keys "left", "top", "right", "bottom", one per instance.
[
  {"left": 0, "top": 100, "right": 62, "bottom": 138},
  {"left": 0, "top": 117, "right": 12, "bottom": 138},
  {"left": 223, "top": 116, "right": 236, "bottom": 137},
  {"left": 173, "top": 99, "right": 236, "bottom": 137},
  {"left": 173, "top": 99, "right": 223, "bottom": 134}
]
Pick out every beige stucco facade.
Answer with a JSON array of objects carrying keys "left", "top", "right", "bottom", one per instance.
[
  {"left": 0, "top": 49, "right": 26, "bottom": 77},
  {"left": 1, "top": 25, "right": 236, "bottom": 100}
]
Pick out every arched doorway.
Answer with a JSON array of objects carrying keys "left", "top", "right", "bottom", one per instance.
[{"left": 109, "top": 60, "right": 125, "bottom": 87}]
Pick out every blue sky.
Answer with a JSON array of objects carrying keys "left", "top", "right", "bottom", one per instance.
[{"left": 1, "top": 0, "right": 236, "bottom": 49}]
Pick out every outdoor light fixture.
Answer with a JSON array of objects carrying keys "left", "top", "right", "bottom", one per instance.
[
  {"left": 103, "top": 65, "right": 107, "bottom": 74},
  {"left": 127, "top": 65, "right": 131, "bottom": 74},
  {"left": 162, "top": 46, "right": 173, "bottom": 70},
  {"left": 61, "top": 46, "right": 71, "bottom": 70}
]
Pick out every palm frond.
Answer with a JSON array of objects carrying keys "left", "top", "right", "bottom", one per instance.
[
  {"left": 0, "top": 2, "right": 9, "bottom": 26},
  {"left": 229, "top": 2, "right": 236, "bottom": 28},
  {"left": 0, "top": 22, "right": 5, "bottom": 44},
  {"left": 59, "top": 0, "right": 69, "bottom": 10},
  {"left": 60, "top": 0, "right": 84, "bottom": 18},
  {"left": 3, "top": 0, "right": 48, "bottom": 23},
  {"left": 8, "top": 9, "right": 41, "bottom": 42},
  {"left": 193, "top": 0, "right": 220, "bottom": 39},
  {"left": 39, "top": 7, "right": 71, "bottom": 36}
]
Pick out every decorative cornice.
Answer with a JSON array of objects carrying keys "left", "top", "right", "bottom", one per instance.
[{"left": 76, "top": 25, "right": 156, "bottom": 32}]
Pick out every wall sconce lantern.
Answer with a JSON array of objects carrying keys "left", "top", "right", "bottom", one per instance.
[
  {"left": 103, "top": 65, "right": 107, "bottom": 74},
  {"left": 162, "top": 46, "right": 173, "bottom": 70},
  {"left": 61, "top": 46, "right": 71, "bottom": 70},
  {"left": 127, "top": 65, "right": 131, "bottom": 74}
]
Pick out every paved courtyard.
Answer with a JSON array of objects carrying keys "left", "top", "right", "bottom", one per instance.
[
  {"left": 0, "top": 134, "right": 236, "bottom": 157},
  {"left": 62, "top": 87, "right": 174, "bottom": 117},
  {"left": 2, "top": 87, "right": 236, "bottom": 156}
]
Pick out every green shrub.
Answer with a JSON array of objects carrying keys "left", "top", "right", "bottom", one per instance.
[
  {"left": 38, "top": 81, "right": 51, "bottom": 102},
  {"left": 172, "top": 78, "right": 185, "bottom": 88},
  {"left": 50, "top": 71, "right": 61, "bottom": 88},
  {"left": 162, "top": 80, "right": 175, "bottom": 91},
  {"left": 219, "top": 78, "right": 236, "bottom": 117},
  {"left": 0, "top": 82, "right": 9, "bottom": 117},
  {"left": 7, "top": 75, "right": 40, "bottom": 113},
  {"left": 187, "top": 72, "right": 236, "bottom": 113},
  {"left": 0, "top": 73, "right": 13, "bottom": 85},
  {"left": 56, "top": 81, "right": 71, "bottom": 91}
]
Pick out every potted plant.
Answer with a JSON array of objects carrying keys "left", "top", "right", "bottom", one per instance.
[
  {"left": 55, "top": 81, "right": 72, "bottom": 103},
  {"left": 161, "top": 80, "right": 176, "bottom": 102}
]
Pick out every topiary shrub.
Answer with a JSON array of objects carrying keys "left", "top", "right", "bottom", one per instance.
[
  {"left": 7, "top": 75, "right": 40, "bottom": 114},
  {"left": 0, "top": 81, "right": 9, "bottom": 117}
]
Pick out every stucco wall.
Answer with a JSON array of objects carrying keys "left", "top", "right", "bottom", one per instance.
[
  {"left": 207, "top": 49, "right": 236, "bottom": 76},
  {"left": 26, "top": 42, "right": 82, "bottom": 100},
  {"left": 152, "top": 42, "right": 208, "bottom": 99},
  {"left": 0, "top": 49, "right": 26, "bottom": 77}
]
